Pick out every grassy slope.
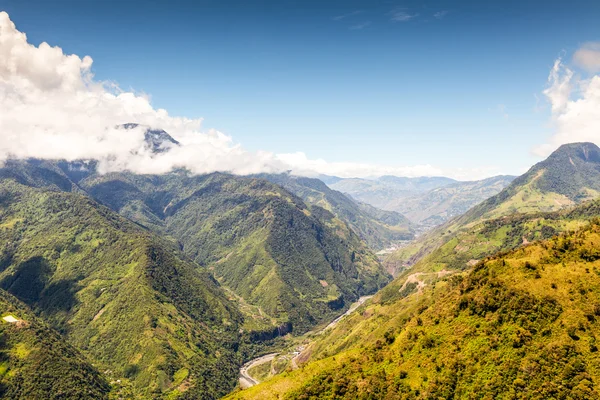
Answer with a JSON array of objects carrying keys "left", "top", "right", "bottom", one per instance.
[
  {"left": 384, "top": 200, "right": 600, "bottom": 283},
  {"left": 0, "top": 289, "right": 110, "bottom": 399},
  {"left": 80, "top": 171, "right": 390, "bottom": 334},
  {"left": 229, "top": 219, "right": 600, "bottom": 399},
  {"left": 0, "top": 179, "right": 243, "bottom": 399}
]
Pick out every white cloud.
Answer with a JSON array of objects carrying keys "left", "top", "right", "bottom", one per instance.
[
  {"left": 0, "top": 11, "right": 285, "bottom": 176},
  {"left": 333, "top": 10, "right": 362, "bottom": 21},
  {"left": 390, "top": 8, "right": 418, "bottom": 22},
  {"left": 276, "top": 152, "right": 499, "bottom": 181},
  {"left": 433, "top": 11, "right": 448, "bottom": 19},
  {"left": 534, "top": 53, "right": 600, "bottom": 156},
  {"left": 0, "top": 11, "right": 498, "bottom": 181},
  {"left": 573, "top": 42, "right": 600, "bottom": 73},
  {"left": 350, "top": 21, "right": 371, "bottom": 30}
]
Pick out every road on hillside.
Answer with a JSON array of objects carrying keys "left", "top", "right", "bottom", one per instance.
[{"left": 239, "top": 353, "right": 279, "bottom": 389}]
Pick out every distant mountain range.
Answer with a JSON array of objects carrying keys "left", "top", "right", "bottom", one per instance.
[{"left": 325, "top": 174, "right": 515, "bottom": 225}]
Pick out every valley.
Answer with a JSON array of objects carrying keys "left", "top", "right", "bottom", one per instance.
[
  {"left": 237, "top": 295, "right": 374, "bottom": 390},
  {"left": 1, "top": 5, "right": 599, "bottom": 399},
  {"left": 3, "top": 142, "right": 600, "bottom": 398}
]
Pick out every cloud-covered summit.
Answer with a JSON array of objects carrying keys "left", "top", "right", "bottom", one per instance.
[{"left": 0, "top": 11, "right": 283, "bottom": 175}]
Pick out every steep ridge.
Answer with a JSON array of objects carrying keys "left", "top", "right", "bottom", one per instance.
[
  {"left": 229, "top": 216, "right": 600, "bottom": 399},
  {"left": 76, "top": 171, "right": 391, "bottom": 333},
  {"left": 0, "top": 289, "right": 110, "bottom": 399},
  {"left": 255, "top": 173, "right": 414, "bottom": 250},
  {"left": 0, "top": 153, "right": 391, "bottom": 336},
  {"left": 460, "top": 142, "right": 600, "bottom": 225},
  {"left": 0, "top": 178, "right": 244, "bottom": 399}
]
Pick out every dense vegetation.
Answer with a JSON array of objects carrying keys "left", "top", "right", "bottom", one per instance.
[
  {"left": 0, "top": 178, "right": 244, "bottom": 399},
  {"left": 0, "top": 289, "right": 110, "bottom": 399},
  {"left": 79, "top": 171, "right": 390, "bottom": 333},
  {"left": 0, "top": 158, "right": 391, "bottom": 336},
  {"left": 256, "top": 173, "right": 414, "bottom": 250},
  {"left": 230, "top": 219, "right": 600, "bottom": 399}
]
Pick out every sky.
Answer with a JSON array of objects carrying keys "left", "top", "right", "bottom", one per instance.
[{"left": 1, "top": 0, "right": 600, "bottom": 180}]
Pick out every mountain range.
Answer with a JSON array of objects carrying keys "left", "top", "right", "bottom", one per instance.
[
  {"left": 326, "top": 174, "right": 515, "bottom": 226},
  {"left": 0, "top": 136, "right": 396, "bottom": 398},
  {"left": 227, "top": 142, "right": 600, "bottom": 399},
  {"left": 3, "top": 131, "right": 600, "bottom": 399},
  {"left": 254, "top": 173, "right": 414, "bottom": 250}
]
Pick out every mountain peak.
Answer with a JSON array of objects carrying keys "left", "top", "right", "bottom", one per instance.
[
  {"left": 549, "top": 142, "right": 600, "bottom": 162},
  {"left": 121, "top": 123, "right": 180, "bottom": 153}
]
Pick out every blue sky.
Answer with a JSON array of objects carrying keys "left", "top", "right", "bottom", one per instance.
[{"left": 2, "top": 0, "right": 600, "bottom": 179}]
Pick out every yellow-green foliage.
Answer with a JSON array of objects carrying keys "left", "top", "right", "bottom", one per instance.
[
  {"left": 231, "top": 221, "right": 600, "bottom": 399},
  {"left": 0, "top": 180, "right": 243, "bottom": 399},
  {"left": 82, "top": 172, "right": 391, "bottom": 334},
  {"left": 0, "top": 289, "right": 110, "bottom": 399},
  {"left": 386, "top": 143, "right": 600, "bottom": 273},
  {"left": 385, "top": 199, "right": 600, "bottom": 281}
]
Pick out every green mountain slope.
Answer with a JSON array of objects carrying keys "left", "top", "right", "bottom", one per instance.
[
  {"left": 386, "top": 142, "right": 600, "bottom": 272},
  {"left": 229, "top": 217, "right": 600, "bottom": 399},
  {"left": 460, "top": 142, "right": 600, "bottom": 224},
  {"left": 0, "top": 289, "right": 110, "bottom": 399},
  {"left": 256, "top": 173, "right": 414, "bottom": 250},
  {"left": 77, "top": 171, "right": 391, "bottom": 333},
  {"left": 0, "top": 178, "right": 244, "bottom": 399}
]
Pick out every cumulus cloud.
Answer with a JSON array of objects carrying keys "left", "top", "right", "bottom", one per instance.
[
  {"left": 0, "top": 11, "right": 497, "bottom": 181},
  {"left": 573, "top": 42, "right": 600, "bottom": 73},
  {"left": 534, "top": 53, "right": 600, "bottom": 156},
  {"left": 0, "top": 11, "right": 284, "bottom": 175}
]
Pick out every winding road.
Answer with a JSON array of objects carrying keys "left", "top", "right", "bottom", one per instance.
[
  {"left": 239, "top": 353, "right": 279, "bottom": 389},
  {"left": 239, "top": 295, "right": 373, "bottom": 388}
]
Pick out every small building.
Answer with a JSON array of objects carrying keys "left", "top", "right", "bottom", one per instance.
[{"left": 2, "top": 315, "right": 19, "bottom": 323}]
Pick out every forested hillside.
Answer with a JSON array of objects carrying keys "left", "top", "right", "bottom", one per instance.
[
  {"left": 0, "top": 289, "right": 110, "bottom": 399},
  {"left": 256, "top": 173, "right": 414, "bottom": 250},
  {"left": 0, "top": 178, "right": 244, "bottom": 399},
  {"left": 230, "top": 217, "right": 600, "bottom": 399},
  {"left": 79, "top": 171, "right": 391, "bottom": 333}
]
